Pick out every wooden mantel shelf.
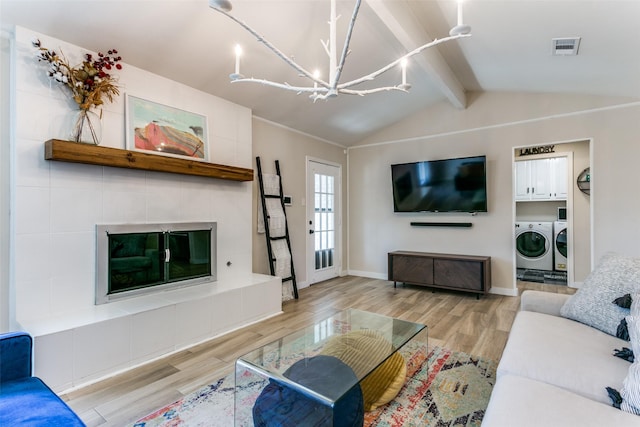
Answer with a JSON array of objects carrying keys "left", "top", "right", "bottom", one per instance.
[{"left": 44, "top": 139, "right": 253, "bottom": 182}]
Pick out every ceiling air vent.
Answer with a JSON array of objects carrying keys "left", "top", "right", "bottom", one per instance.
[{"left": 552, "top": 37, "right": 581, "bottom": 56}]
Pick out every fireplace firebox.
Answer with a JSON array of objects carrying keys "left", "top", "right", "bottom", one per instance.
[{"left": 96, "top": 222, "right": 217, "bottom": 304}]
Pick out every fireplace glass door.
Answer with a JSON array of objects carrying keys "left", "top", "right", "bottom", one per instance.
[
  {"left": 109, "top": 232, "right": 164, "bottom": 293},
  {"left": 97, "top": 222, "right": 216, "bottom": 304}
]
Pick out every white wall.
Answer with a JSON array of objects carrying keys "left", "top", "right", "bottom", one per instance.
[
  {"left": 348, "top": 92, "right": 640, "bottom": 293},
  {"left": 11, "top": 26, "right": 253, "bottom": 324},
  {"left": 252, "top": 118, "right": 347, "bottom": 287}
]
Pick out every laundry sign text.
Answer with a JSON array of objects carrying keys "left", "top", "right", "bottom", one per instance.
[{"left": 519, "top": 145, "right": 555, "bottom": 156}]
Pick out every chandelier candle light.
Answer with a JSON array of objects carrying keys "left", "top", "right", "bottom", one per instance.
[{"left": 208, "top": 0, "right": 471, "bottom": 101}]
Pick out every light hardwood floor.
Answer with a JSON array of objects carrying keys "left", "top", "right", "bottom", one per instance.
[{"left": 61, "top": 276, "right": 575, "bottom": 426}]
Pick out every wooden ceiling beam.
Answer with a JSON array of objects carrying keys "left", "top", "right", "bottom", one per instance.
[{"left": 365, "top": 0, "right": 467, "bottom": 109}]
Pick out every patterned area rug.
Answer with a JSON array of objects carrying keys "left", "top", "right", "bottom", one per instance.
[{"left": 131, "top": 345, "right": 496, "bottom": 427}]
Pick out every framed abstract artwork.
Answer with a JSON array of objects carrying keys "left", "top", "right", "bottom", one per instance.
[{"left": 125, "top": 95, "right": 208, "bottom": 161}]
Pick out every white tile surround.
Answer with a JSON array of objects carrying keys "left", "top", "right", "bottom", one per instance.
[
  {"left": 24, "top": 274, "right": 281, "bottom": 392},
  {"left": 11, "top": 27, "right": 281, "bottom": 392}
]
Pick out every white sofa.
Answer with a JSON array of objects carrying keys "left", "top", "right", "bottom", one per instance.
[{"left": 482, "top": 290, "right": 640, "bottom": 426}]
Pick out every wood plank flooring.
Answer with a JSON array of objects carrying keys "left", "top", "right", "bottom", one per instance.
[{"left": 61, "top": 276, "right": 575, "bottom": 426}]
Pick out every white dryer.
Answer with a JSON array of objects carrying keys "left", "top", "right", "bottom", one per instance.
[
  {"left": 554, "top": 221, "right": 568, "bottom": 271},
  {"left": 515, "top": 222, "right": 554, "bottom": 271}
]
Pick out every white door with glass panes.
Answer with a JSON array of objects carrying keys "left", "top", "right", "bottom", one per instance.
[{"left": 307, "top": 159, "right": 341, "bottom": 285}]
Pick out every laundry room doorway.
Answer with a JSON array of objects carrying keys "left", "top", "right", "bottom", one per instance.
[{"left": 512, "top": 139, "right": 592, "bottom": 288}]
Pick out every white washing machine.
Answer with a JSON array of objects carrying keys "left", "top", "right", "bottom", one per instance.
[
  {"left": 515, "top": 222, "right": 554, "bottom": 271},
  {"left": 554, "top": 221, "right": 568, "bottom": 271}
]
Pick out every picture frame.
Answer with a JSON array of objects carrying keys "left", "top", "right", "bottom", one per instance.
[{"left": 125, "top": 94, "right": 209, "bottom": 161}]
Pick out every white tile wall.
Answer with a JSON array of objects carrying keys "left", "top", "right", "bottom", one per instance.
[
  {"left": 73, "top": 316, "right": 132, "bottom": 382},
  {"left": 174, "top": 296, "right": 214, "bottom": 349},
  {"left": 11, "top": 27, "right": 280, "bottom": 392},
  {"left": 23, "top": 274, "right": 281, "bottom": 391},
  {"left": 212, "top": 288, "right": 244, "bottom": 335},
  {"left": 33, "top": 331, "right": 74, "bottom": 391},
  {"left": 132, "top": 306, "right": 176, "bottom": 363}
]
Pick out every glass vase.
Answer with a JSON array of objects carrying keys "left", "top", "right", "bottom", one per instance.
[{"left": 70, "top": 109, "right": 102, "bottom": 145}]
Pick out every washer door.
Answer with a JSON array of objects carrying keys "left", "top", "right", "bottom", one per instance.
[
  {"left": 556, "top": 229, "right": 567, "bottom": 257},
  {"left": 516, "top": 231, "right": 548, "bottom": 259}
]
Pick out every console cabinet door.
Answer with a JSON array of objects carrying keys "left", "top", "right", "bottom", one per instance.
[
  {"left": 434, "top": 259, "right": 483, "bottom": 291},
  {"left": 391, "top": 255, "right": 434, "bottom": 285}
]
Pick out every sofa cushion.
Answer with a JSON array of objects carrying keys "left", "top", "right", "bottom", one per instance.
[
  {"left": 560, "top": 252, "right": 640, "bottom": 336},
  {"left": 0, "top": 377, "right": 85, "bottom": 426},
  {"left": 483, "top": 375, "right": 640, "bottom": 427},
  {"left": 497, "top": 310, "right": 629, "bottom": 404}
]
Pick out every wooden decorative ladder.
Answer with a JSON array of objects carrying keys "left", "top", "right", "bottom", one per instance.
[{"left": 256, "top": 157, "right": 298, "bottom": 300}]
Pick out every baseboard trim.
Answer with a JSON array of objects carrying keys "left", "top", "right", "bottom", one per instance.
[
  {"left": 347, "top": 270, "right": 388, "bottom": 280},
  {"left": 490, "top": 286, "right": 518, "bottom": 297}
]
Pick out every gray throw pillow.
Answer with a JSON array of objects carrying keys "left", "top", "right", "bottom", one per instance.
[{"left": 560, "top": 252, "right": 640, "bottom": 336}]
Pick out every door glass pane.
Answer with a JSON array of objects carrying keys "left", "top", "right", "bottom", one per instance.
[{"left": 314, "top": 172, "right": 336, "bottom": 270}]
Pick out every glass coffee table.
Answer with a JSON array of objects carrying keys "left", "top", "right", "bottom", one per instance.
[{"left": 234, "top": 309, "right": 427, "bottom": 426}]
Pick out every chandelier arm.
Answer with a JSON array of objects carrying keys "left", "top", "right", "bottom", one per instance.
[
  {"left": 211, "top": 6, "right": 324, "bottom": 86},
  {"left": 340, "top": 86, "right": 409, "bottom": 95},
  {"left": 312, "top": 85, "right": 407, "bottom": 101},
  {"left": 337, "top": 33, "right": 470, "bottom": 90},
  {"left": 321, "top": 39, "right": 331, "bottom": 57},
  {"left": 232, "top": 77, "right": 329, "bottom": 93},
  {"left": 331, "top": 0, "right": 362, "bottom": 91}
]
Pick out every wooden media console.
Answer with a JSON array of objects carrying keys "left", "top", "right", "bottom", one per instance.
[{"left": 388, "top": 251, "right": 491, "bottom": 298}]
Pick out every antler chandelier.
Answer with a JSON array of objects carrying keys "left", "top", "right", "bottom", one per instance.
[{"left": 208, "top": 0, "right": 471, "bottom": 102}]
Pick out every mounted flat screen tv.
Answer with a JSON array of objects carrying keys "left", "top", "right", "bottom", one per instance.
[{"left": 391, "top": 155, "right": 488, "bottom": 213}]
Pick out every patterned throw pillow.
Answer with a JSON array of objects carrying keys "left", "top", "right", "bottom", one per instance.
[
  {"left": 614, "top": 294, "right": 633, "bottom": 341},
  {"left": 608, "top": 315, "right": 640, "bottom": 415},
  {"left": 630, "top": 296, "right": 640, "bottom": 355},
  {"left": 560, "top": 253, "right": 640, "bottom": 336},
  {"left": 621, "top": 361, "right": 640, "bottom": 415}
]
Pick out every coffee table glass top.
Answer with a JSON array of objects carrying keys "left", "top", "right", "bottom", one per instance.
[{"left": 235, "top": 308, "right": 427, "bottom": 406}]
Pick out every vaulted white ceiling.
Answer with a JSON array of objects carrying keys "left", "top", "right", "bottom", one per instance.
[{"left": 2, "top": 0, "right": 640, "bottom": 146}]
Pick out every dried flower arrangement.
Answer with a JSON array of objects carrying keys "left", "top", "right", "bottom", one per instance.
[{"left": 32, "top": 38, "right": 122, "bottom": 111}]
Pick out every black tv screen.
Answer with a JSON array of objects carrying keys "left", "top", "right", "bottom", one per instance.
[{"left": 391, "top": 155, "right": 488, "bottom": 213}]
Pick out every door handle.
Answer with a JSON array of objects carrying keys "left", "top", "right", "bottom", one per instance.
[{"left": 309, "top": 230, "right": 314, "bottom": 234}]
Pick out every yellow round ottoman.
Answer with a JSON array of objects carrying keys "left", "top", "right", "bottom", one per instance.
[{"left": 320, "top": 329, "right": 406, "bottom": 411}]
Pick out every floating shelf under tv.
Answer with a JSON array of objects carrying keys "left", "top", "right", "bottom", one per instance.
[{"left": 44, "top": 139, "right": 253, "bottom": 182}]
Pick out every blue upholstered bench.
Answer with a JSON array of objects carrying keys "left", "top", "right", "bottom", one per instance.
[{"left": 0, "top": 332, "right": 85, "bottom": 426}]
